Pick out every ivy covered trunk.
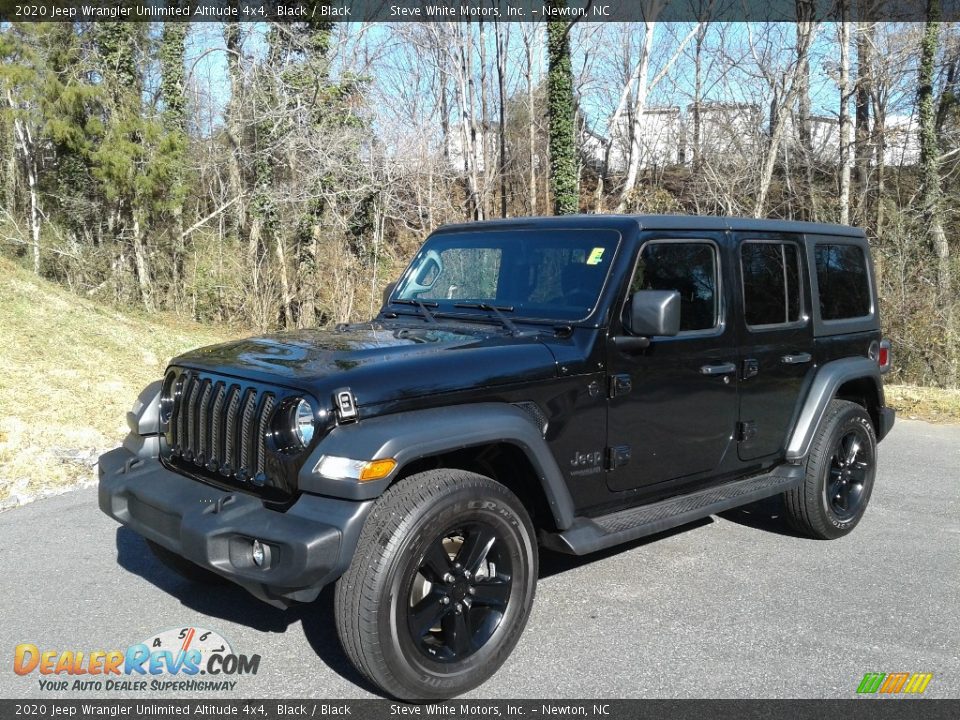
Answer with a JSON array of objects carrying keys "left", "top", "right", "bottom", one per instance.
[{"left": 546, "top": 9, "right": 578, "bottom": 216}]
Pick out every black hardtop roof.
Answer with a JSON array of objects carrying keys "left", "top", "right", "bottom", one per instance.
[{"left": 433, "top": 214, "right": 865, "bottom": 239}]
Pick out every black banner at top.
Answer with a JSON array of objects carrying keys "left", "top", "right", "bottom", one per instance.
[{"left": 0, "top": 0, "right": 957, "bottom": 23}]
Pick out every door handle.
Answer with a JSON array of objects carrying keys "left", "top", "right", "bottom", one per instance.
[
  {"left": 781, "top": 352, "right": 812, "bottom": 365},
  {"left": 700, "top": 362, "right": 737, "bottom": 376}
]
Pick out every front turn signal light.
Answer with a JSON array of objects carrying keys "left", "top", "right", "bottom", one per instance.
[{"left": 359, "top": 458, "right": 397, "bottom": 482}]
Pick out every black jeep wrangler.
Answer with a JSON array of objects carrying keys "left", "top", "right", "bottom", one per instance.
[{"left": 99, "top": 215, "right": 894, "bottom": 699}]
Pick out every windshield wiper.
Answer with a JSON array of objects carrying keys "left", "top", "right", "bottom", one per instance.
[
  {"left": 392, "top": 298, "right": 439, "bottom": 324},
  {"left": 453, "top": 302, "right": 520, "bottom": 335}
]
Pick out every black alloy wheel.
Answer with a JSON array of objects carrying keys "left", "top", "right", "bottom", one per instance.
[
  {"left": 405, "top": 523, "right": 513, "bottom": 663},
  {"left": 783, "top": 398, "right": 878, "bottom": 539},
  {"left": 825, "top": 426, "right": 873, "bottom": 521},
  {"left": 334, "top": 469, "right": 538, "bottom": 700}
]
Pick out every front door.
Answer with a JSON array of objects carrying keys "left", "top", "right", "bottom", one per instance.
[
  {"left": 606, "top": 235, "right": 739, "bottom": 492},
  {"left": 734, "top": 233, "right": 815, "bottom": 460}
]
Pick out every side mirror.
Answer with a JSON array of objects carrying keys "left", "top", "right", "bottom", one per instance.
[
  {"left": 626, "top": 289, "right": 681, "bottom": 337},
  {"left": 382, "top": 281, "right": 397, "bottom": 307}
]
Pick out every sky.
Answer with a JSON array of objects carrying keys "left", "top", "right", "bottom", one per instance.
[{"left": 182, "top": 20, "right": 924, "bottom": 143}]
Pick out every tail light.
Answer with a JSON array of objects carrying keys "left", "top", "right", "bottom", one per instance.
[{"left": 877, "top": 339, "right": 892, "bottom": 374}]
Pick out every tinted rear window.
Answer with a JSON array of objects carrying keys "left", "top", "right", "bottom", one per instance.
[
  {"left": 815, "top": 244, "right": 871, "bottom": 320},
  {"left": 741, "top": 242, "right": 802, "bottom": 327}
]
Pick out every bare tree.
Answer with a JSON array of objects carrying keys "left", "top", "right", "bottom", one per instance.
[{"left": 751, "top": 19, "right": 817, "bottom": 218}]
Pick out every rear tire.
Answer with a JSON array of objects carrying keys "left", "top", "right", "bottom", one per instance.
[
  {"left": 146, "top": 538, "right": 228, "bottom": 585},
  {"left": 334, "top": 469, "right": 538, "bottom": 700},
  {"left": 783, "top": 399, "right": 877, "bottom": 539}
]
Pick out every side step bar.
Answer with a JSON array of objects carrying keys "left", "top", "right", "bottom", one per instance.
[{"left": 540, "top": 464, "right": 805, "bottom": 556}]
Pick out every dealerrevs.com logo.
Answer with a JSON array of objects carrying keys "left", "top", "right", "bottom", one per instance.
[{"left": 13, "top": 627, "right": 260, "bottom": 693}]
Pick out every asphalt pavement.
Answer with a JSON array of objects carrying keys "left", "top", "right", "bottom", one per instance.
[{"left": 1, "top": 419, "right": 957, "bottom": 700}]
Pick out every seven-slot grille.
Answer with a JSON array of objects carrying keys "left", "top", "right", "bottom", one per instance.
[{"left": 167, "top": 371, "right": 276, "bottom": 486}]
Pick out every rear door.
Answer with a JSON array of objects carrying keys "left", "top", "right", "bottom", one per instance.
[{"left": 734, "top": 233, "right": 815, "bottom": 461}]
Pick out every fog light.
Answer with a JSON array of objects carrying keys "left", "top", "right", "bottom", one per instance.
[{"left": 252, "top": 539, "right": 266, "bottom": 567}]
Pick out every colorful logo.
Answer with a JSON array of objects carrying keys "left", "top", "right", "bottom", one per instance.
[
  {"left": 13, "top": 627, "right": 260, "bottom": 693},
  {"left": 857, "top": 672, "right": 933, "bottom": 695}
]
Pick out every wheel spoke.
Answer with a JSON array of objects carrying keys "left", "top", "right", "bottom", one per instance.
[
  {"left": 409, "top": 593, "right": 447, "bottom": 639},
  {"left": 456, "top": 526, "right": 497, "bottom": 575},
  {"left": 844, "top": 437, "right": 861, "bottom": 467},
  {"left": 470, "top": 578, "right": 510, "bottom": 608},
  {"left": 442, "top": 609, "right": 473, "bottom": 657},
  {"left": 836, "top": 485, "right": 848, "bottom": 511},
  {"left": 420, "top": 538, "right": 453, "bottom": 584}
]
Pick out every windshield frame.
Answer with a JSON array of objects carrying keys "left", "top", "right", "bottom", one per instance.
[{"left": 385, "top": 227, "right": 624, "bottom": 325}]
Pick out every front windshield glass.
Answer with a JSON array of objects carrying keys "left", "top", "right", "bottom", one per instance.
[{"left": 392, "top": 229, "right": 620, "bottom": 322}]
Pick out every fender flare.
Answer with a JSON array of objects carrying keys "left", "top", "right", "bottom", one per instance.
[
  {"left": 298, "top": 403, "right": 576, "bottom": 530},
  {"left": 785, "top": 357, "right": 883, "bottom": 463}
]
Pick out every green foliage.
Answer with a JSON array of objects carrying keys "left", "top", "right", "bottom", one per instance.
[
  {"left": 546, "top": 10, "right": 579, "bottom": 216},
  {"left": 159, "top": 21, "right": 188, "bottom": 130}
]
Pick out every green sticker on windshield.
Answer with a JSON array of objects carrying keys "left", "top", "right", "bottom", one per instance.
[{"left": 587, "top": 247, "right": 605, "bottom": 265}]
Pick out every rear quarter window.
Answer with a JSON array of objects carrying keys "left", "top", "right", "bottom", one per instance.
[{"left": 815, "top": 244, "right": 872, "bottom": 320}]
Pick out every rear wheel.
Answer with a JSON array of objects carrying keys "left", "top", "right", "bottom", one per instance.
[
  {"left": 146, "top": 538, "right": 228, "bottom": 585},
  {"left": 334, "top": 469, "right": 538, "bottom": 700},
  {"left": 783, "top": 399, "right": 877, "bottom": 539}
]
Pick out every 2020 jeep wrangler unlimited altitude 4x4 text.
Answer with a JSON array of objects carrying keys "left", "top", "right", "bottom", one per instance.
[{"left": 99, "top": 215, "right": 894, "bottom": 699}]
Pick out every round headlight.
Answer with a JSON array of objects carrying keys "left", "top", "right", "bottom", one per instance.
[
  {"left": 159, "top": 371, "right": 182, "bottom": 424},
  {"left": 294, "top": 399, "right": 316, "bottom": 447}
]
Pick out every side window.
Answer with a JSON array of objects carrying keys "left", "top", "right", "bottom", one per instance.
[
  {"left": 630, "top": 242, "right": 719, "bottom": 332},
  {"left": 815, "top": 244, "right": 871, "bottom": 319},
  {"left": 740, "top": 241, "right": 802, "bottom": 327}
]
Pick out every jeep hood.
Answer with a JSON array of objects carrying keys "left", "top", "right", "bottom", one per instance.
[{"left": 170, "top": 322, "right": 558, "bottom": 406}]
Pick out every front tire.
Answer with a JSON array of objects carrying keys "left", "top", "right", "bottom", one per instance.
[
  {"left": 783, "top": 399, "right": 878, "bottom": 539},
  {"left": 334, "top": 469, "right": 538, "bottom": 700}
]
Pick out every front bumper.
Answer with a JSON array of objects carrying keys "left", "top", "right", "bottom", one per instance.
[{"left": 98, "top": 446, "right": 372, "bottom": 606}]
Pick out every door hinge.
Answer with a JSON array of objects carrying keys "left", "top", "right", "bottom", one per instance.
[
  {"left": 608, "top": 373, "right": 632, "bottom": 398},
  {"left": 606, "top": 445, "right": 631, "bottom": 469},
  {"left": 737, "top": 421, "right": 758, "bottom": 442},
  {"left": 742, "top": 358, "right": 760, "bottom": 380}
]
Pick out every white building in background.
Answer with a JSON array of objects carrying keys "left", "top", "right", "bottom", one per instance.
[
  {"left": 445, "top": 120, "right": 496, "bottom": 174},
  {"left": 580, "top": 106, "right": 686, "bottom": 174},
  {"left": 691, "top": 102, "right": 764, "bottom": 162},
  {"left": 881, "top": 115, "right": 921, "bottom": 167},
  {"left": 578, "top": 103, "right": 921, "bottom": 172}
]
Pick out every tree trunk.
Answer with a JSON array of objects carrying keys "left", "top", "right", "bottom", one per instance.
[
  {"left": 275, "top": 235, "right": 294, "bottom": 329},
  {"left": 546, "top": 12, "right": 579, "bottom": 215},
  {"left": 453, "top": 23, "right": 483, "bottom": 220},
  {"left": 10, "top": 108, "right": 41, "bottom": 275},
  {"left": 618, "top": 21, "right": 655, "bottom": 211},
  {"left": 917, "top": 0, "right": 953, "bottom": 384},
  {"left": 754, "top": 17, "right": 815, "bottom": 218},
  {"left": 523, "top": 25, "right": 538, "bottom": 215},
  {"left": 224, "top": 21, "right": 247, "bottom": 241},
  {"left": 479, "top": 18, "right": 491, "bottom": 217},
  {"left": 838, "top": 17, "right": 852, "bottom": 225},
  {"left": 131, "top": 212, "right": 155, "bottom": 311},
  {"left": 796, "top": 1, "right": 816, "bottom": 221},
  {"left": 495, "top": 21, "right": 509, "bottom": 218},
  {"left": 854, "top": 20, "right": 874, "bottom": 225},
  {"left": 692, "top": 24, "right": 707, "bottom": 170}
]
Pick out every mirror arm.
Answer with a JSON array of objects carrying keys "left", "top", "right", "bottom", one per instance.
[{"left": 613, "top": 335, "right": 651, "bottom": 353}]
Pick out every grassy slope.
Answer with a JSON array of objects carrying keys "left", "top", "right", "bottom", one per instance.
[
  {"left": 0, "top": 258, "right": 236, "bottom": 502},
  {"left": 0, "top": 257, "right": 957, "bottom": 503}
]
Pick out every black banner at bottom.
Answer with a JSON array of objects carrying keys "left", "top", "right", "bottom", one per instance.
[{"left": 1, "top": 700, "right": 958, "bottom": 720}]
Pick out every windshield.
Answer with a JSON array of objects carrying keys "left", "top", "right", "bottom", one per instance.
[{"left": 391, "top": 229, "right": 620, "bottom": 322}]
